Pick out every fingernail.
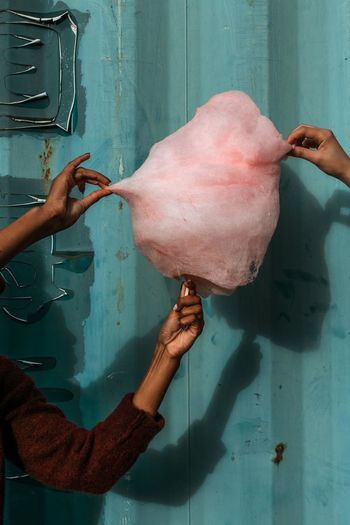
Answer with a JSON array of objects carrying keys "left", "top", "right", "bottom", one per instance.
[{"left": 173, "top": 304, "right": 178, "bottom": 311}]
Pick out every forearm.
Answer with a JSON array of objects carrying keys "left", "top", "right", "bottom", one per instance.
[
  {"left": 0, "top": 207, "right": 51, "bottom": 267},
  {"left": 133, "top": 343, "right": 181, "bottom": 416},
  {"left": 338, "top": 163, "right": 350, "bottom": 187}
]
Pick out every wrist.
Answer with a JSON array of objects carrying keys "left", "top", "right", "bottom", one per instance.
[
  {"left": 336, "top": 158, "right": 350, "bottom": 187},
  {"left": 38, "top": 204, "right": 62, "bottom": 235},
  {"left": 21, "top": 206, "right": 53, "bottom": 240},
  {"left": 155, "top": 341, "right": 182, "bottom": 364},
  {"left": 133, "top": 343, "right": 181, "bottom": 417}
]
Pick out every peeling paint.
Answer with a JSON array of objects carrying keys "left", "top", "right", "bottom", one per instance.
[
  {"left": 119, "top": 155, "right": 125, "bottom": 179},
  {"left": 39, "top": 138, "right": 54, "bottom": 184},
  {"left": 273, "top": 442, "right": 287, "bottom": 465}
]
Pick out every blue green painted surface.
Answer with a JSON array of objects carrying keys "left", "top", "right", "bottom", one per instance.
[{"left": 1, "top": 0, "right": 350, "bottom": 524}]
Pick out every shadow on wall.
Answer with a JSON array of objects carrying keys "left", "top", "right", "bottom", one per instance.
[
  {"left": 113, "top": 332, "right": 261, "bottom": 505},
  {"left": 2, "top": 266, "right": 104, "bottom": 525},
  {"left": 59, "top": 322, "right": 260, "bottom": 506},
  {"left": 0, "top": 178, "right": 103, "bottom": 525},
  {"left": 213, "top": 165, "right": 335, "bottom": 352},
  {"left": 98, "top": 163, "right": 349, "bottom": 506}
]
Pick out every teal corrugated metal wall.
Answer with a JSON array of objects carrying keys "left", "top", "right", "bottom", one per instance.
[{"left": 1, "top": 1, "right": 350, "bottom": 524}]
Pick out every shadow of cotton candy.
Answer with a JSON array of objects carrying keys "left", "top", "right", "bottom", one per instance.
[
  {"left": 212, "top": 166, "right": 336, "bottom": 352},
  {"left": 109, "top": 331, "right": 261, "bottom": 505}
]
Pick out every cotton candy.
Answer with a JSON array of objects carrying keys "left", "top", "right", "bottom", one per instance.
[{"left": 111, "top": 91, "right": 292, "bottom": 296}]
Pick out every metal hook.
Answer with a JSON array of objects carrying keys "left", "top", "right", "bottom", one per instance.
[
  {"left": 0, "top": 232, "right": 71, "bottom": 323},
  {"left": 14, "top": 357, "right": 56, "bottom": 371},
  {"left": 6, "top": 474, "right": 29, "bottom": 481},
  {"left": 0, "top": 261, "right": 37, "bottom": 288},
  {"left": 0, "top": 194, "right": 47, "bottom": 208},
  {"left": 0, "top": 9, "right": 78, "bottom": 132}
]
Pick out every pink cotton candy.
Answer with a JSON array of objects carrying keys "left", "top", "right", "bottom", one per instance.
[{"left": 111, "top": 91, "right": 292, "bottom": 296}]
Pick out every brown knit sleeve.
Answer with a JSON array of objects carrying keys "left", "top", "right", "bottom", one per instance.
[{"left": 0, "top": 356, "right": 164, "bottom": 494}]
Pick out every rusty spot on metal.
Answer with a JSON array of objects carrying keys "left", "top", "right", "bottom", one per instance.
[
  {"left": 272, "top": 442, "right": 287, "bottom": 465},
  {"left": 39, "top": 139, "right": 54, "bottom": 182}
]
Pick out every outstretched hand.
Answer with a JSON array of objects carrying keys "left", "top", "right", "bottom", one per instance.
[
  {"left": 158, "top": 281, "right": 204, "bottom": 359},
  {"left": 288, "top": 125, "right": 350, "bottom": 185},
  {"left": 42, "top": 153, "right": 112, "bottom": 234}
]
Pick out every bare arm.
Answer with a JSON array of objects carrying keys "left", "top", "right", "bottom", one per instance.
[
  {"left": 133, "top": 281, "right": 204, "bottom": 416},
  {"left": 0, "top": 153, "right": 111, "bottom": 272}
]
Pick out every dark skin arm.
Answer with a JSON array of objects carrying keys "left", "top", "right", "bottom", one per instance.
[
  {"left": 0, "top": 153, "right": 111, "bottom": 290},
  {"left": 133, "top": 281, "right": 204, "bottom": 416}
]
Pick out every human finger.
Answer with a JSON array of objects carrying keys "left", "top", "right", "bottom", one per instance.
[
  {"left": 180, "top": 304, "right": 203, "bottom": 317},
  {"left": 176, "top": 295, "right": 201, "bottom": 310},
  {"left": 74, "top": 178, "right": 112, "bottom": 191},
  {"left": 64, "top": 153, "right": 91, "bottom": 173},
  {"left": 79, "top": 188, "right": 113, "bottom": 211},
  {"left": 180, "top": 314, "right": 197, "bottom": 327},
  {"left": 289, "top": 145, "right": 320, "bottom": 163},
  {"left": 297, "top": 138, "right": 318, "bottom": 149},
  {"left": 74, "top": 167, "right": 111, "bottom": 187},
  {"left": 287, "top": 125, "right": 331, "bottom": 146},
  {"left": 48, "top": 162, "right": 93, "bottom": 196}
]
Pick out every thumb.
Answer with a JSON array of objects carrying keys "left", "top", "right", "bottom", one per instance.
[
  {"left": 289, "top": 145, "right": 319, "bottom": 164},
  {"left": 80, "top": 188, "right": 112, "bottom": 212}
]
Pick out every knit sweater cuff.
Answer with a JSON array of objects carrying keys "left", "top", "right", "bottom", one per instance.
[{"left": 104, "top": 393, "right": 165, "bottom": 452}]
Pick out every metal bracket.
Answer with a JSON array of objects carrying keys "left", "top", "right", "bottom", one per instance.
[{"left": 0, "top": 9, "right": 78, "bottom": 132}]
